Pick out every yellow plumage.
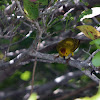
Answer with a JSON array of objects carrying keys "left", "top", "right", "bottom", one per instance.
[{"left": 57, "top": 38, "right": 80, "bottom": 58}]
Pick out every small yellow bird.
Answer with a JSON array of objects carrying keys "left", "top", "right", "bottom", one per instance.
[{"left": 57, "top": 38, "right": 80, "bottom": 59}]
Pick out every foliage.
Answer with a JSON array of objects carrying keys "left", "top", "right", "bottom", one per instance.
[
  {"left": 28, "top": 93, "right": 37, "bottom": 100},
  {"left": 20, "top": 71, "right": 31, "bottom": 81},
  {"left": 90, "top": 38, "right": 100, "bottom": 49},
  {"left": 92, "top": 51, "right": 100, "bottom": 67},
  {"left": 0, "top": 0, "right": 10, "bottom": 10},
  {"left": 78, "top": 9, "right": 92, "bottom": 21},
  {"left": 77, "top": 25, "right": 100, "bottom": 67},
  {"left": 76, "top": 25, "right": 100, "bottom": 40},
  {"left": 23, "top": 0, "right": 49, "bottom": 20},
  {"left": 23, "top": 0, "right": 39, "bottom": 20}
]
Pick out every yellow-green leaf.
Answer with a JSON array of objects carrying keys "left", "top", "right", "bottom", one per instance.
[
  {"left": 76, "top": 25, "right": 100, "bottom": 40},
  {"left": 20, "top": 71, "right": 31, "bottom": 81},
  {"left": 28, "top": 93, "right": 37, "bottom": 100}
]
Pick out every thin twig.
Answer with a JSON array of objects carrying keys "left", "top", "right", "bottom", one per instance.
[
  {"left": 84, "top": 49, "right": 100, "bottom": 63},
  {"left": 15, "top": 0, "right": 33, "bottom": 23},
  {"left": 30, "top": 56, "right": 38, "bottom": 95},
  {"left": 30, "top": 41, "right": 40, "bottom": 95},
  {"left": 30, "top": 20, "right": 43, "bottom": 95}
]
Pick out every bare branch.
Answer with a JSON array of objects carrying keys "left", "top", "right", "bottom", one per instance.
[{"left": 5, "top": 0, "right": 16, "bottom": 15}]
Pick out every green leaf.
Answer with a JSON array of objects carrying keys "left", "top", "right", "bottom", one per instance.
[
  {"left": 90, "top": 41, "right": 95, "bottom": 45},
  {"left": 38, "top": 0, "right": 48, "bottom": 5},
  {"left": 88, "top": 32, "right": 94, "bottom": 40},
  {"left": 23, "top": 0, "right": 39, "bottom": 20},
  {"left": 90, "top": 38, "right": 100, "bottom": 45},
  {"left": 28, "top": 93, "right": 37, "bottom": 100},
  {"left": 0, "top": 0, "right": 8, "bottom": 10},
  {"left": 83, "top": 2, "right": 89, "bottom": 6},
  {"left": 0, "top": 5, "right": 5, "bottom": 10},
  {"left": 78, "top": 9, "right": 92, "bottom": 22},
  {"left": 20, "top": 71, "right": 31, "bottom": 81},
  {"left": 92, "top": 51, "right": 100, "bottom": 67},
  {"left": 90, "top": 38, "right": 100, "bottom": 49}
]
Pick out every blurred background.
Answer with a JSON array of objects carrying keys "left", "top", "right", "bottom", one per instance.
[{"left": 0, "top": 0, "right": 100, "bottom": 100}]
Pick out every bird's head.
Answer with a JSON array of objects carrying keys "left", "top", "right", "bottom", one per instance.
[{"left": 59, "top": 48, "right": 71, "bottom": 59}]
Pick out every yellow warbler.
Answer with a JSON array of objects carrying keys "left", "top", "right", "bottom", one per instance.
[{"left": 57, "top": 38, "right": 80, "bottom": 59}]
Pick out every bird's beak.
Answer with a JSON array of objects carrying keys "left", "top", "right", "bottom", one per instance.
[{"left": 63, "top": 56, "right": 65, "bottom": 60}]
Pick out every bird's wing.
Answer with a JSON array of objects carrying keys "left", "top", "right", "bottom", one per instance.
[{"left": 72, "top": 39, "right": 80, "bottom": 52}]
